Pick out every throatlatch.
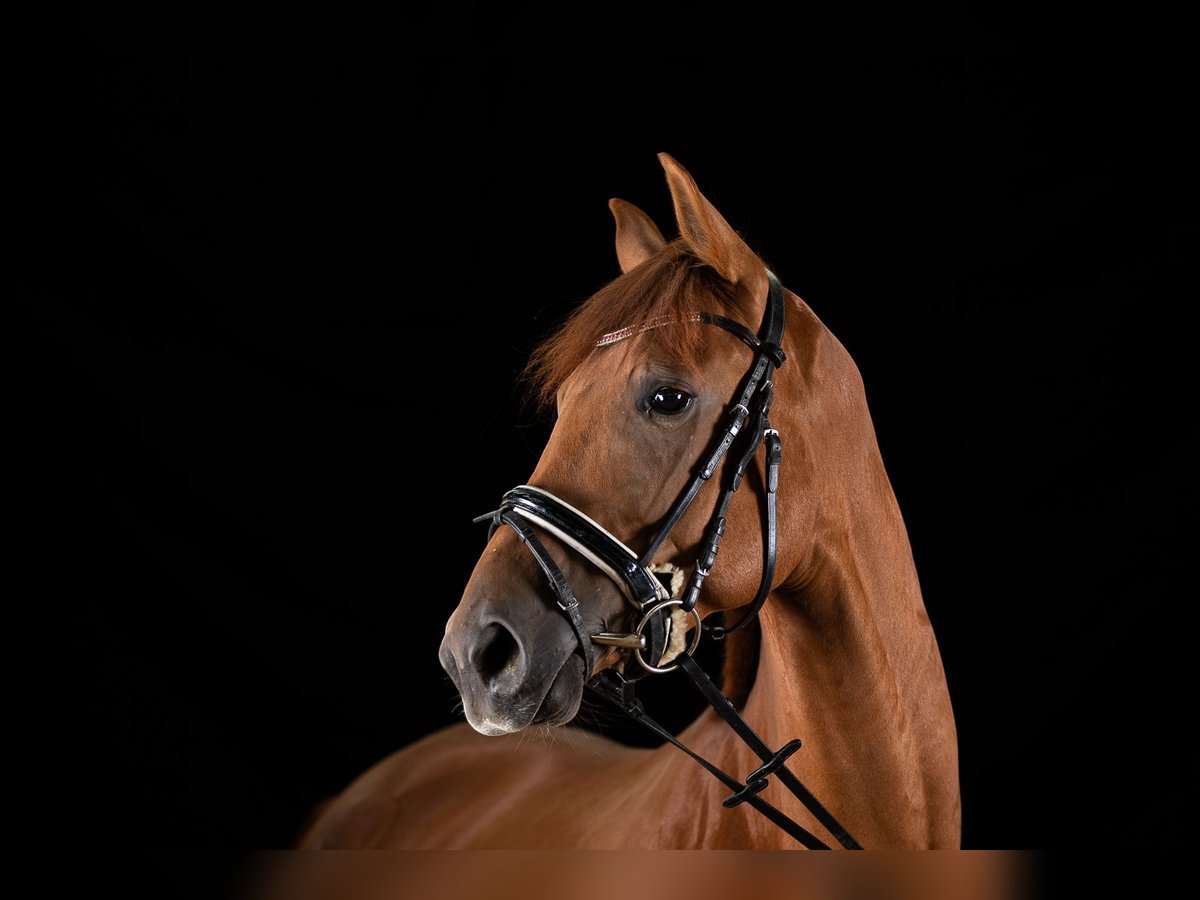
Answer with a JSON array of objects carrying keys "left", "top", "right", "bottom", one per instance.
[{"left": 476, "top": 271, "right": 862, "bottom": 850}]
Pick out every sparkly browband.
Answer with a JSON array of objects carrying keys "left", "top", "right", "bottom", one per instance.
[{"left": 595, "top": 313, "right": 706, "bottom": 348}]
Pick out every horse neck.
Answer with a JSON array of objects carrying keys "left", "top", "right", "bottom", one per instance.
[{"left": 711, "top": 322, "right": 960, "bottom": 848}]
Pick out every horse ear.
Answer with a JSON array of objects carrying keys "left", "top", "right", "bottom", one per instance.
[
  {"left": 609, "top": 198, "right": 666, "bottom": 273},
  {"left": 659, "top": 152, "right": 767, "bottom": 303}
]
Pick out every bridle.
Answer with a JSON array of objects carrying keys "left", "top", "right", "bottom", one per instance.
[{"left": 476, "top": 271, "right": 861, "bottom": 850}]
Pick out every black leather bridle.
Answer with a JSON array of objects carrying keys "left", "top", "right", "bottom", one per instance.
[{"left": 476, "top": 271, "right": 861, "bottom": 850}]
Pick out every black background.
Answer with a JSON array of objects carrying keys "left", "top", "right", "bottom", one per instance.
[{"left": 25, "top": 40, "right": 1190, "bottom": 853}]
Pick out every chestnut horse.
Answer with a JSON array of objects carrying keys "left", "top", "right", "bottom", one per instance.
[{"left": 301, "top": 155, "right": 960, "bottom": 849}]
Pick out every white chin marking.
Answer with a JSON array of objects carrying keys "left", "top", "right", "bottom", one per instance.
[{"left": 469, "top": 714, "right": 522, "bottom": 736}]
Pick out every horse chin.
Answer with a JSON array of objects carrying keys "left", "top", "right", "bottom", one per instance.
[
  {"left": 464, "top": 654, "right": 586, "bottom": 736},
  {"left": 530, "top": 654, "right": 586, "bottom": 727}
]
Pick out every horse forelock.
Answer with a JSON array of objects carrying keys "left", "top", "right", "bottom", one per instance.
[{"left": 524, "top": 241, "right": 752, "bottom": 411}]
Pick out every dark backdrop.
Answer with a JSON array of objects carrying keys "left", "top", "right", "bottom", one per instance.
[{"left": 26, "top": 45, "right": 1190, "bottom": 850}]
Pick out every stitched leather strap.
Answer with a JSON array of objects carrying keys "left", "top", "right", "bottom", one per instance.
[
  {"left": 708, "top": 427, "right": 781, "bottom": 637},
  {"left": 639, "top": 273, "right": 786, "bottom": 642},
  {"left": 486, "top": 511, "right": 595, "bottom": 675}
]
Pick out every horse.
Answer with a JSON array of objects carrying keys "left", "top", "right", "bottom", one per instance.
[{"left": 300, "top": 154, "right": 960, "bottom": 849}]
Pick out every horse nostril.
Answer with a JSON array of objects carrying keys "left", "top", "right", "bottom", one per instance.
[{"left": 471, "top": 622, "right": 523, "bottom": 683}]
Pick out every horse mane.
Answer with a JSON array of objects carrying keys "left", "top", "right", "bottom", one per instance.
[{"left": 524, "top": 241, "right": 748, "bottom": 411}]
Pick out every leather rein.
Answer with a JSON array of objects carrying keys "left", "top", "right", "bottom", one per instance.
[{"left": 476, "top": 272, "right": 861, "bottom": 850}]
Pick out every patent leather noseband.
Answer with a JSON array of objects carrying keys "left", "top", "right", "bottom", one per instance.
[
  {"left": 475, "top": 271, "right": 861, "bottom": 849},
  {"left": 475, "top": 485, "right": 670, "bottom": 676}
]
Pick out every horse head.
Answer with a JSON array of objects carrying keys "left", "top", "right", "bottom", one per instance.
[{"left": 440, "top": 154, "right": 831, "bottom": 736}]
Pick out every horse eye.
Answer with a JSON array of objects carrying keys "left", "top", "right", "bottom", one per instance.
[{"left": 648, "top": 386, "right": 693, "bottom": 415}]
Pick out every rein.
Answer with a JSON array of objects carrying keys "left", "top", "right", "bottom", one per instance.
[{"left": 476, "top": 271, "right": 861, "bottom": 850}]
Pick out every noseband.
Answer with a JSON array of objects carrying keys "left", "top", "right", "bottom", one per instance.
[{"left": 476, "top": 271, "right": 861, "bottom": 850}]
